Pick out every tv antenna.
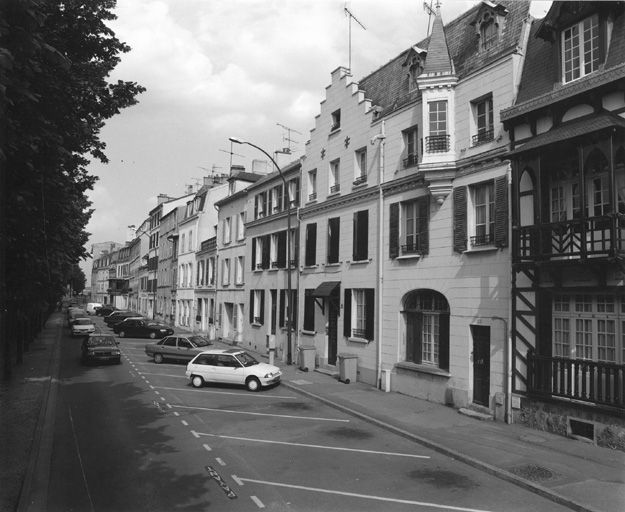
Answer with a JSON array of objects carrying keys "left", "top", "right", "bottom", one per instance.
[
  {"left": 220, "top": 143, "right": 245, "bottom": 170},
  {"left": 185, "top": 177, "right": 202, "bottom": 193},
  {"left": 344, "top": 4, "right": 366, "bottom": 73},
  {"left": 277, "top": 123, "right": 302, "bottom": 154},
  {"left": 197, "top": 164, "right": 222, "bottom": 175}
]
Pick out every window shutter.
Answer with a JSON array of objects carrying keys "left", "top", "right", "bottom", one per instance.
[
  {"left": 262, "top": 235, "right": 271, "bottom": 269},
  {"left": 494, "top": 175, "right": 508, "bottom": 248},
  {"left": 364, "top": 288, "right": 375, "bottom": 341},
  {"left": 453, "top": 186, "right": 467, "bottom": 253},
  {"left": 277, "top": 231, "right": 287, "bottom": 268},
  {"left": 353, "top": 210, "right": 369, "bottom": 260},
  {"left": 267, "top": 190, "right": 273, "bottom": 214},
  {"left": 279, "top": 289, "right": 285, "bottom": 327},
  {"left": 249, "top": 290, "right": 254, "bottom": 323},
  {"left": 438, "top": 313, "right": 450, "bottom": 371},
  {"left": 389, "top": 202, "right": 399, "bottom": 259},
  {"left": 259, "top": 290, "right": 265, "bottom": 325},
  {"left": 418, "top": 195, "right": 429, "bottom": 255},
  {"left": 251, "top": 238, "right": 256, "bottom": 270},
  {"left": 254, "top": 196, "right": 258, "bottom": 219},
  {"left": 304, "top": 289, "right": 315, "bottom": 331},
  {"left": 305, "top": 223, "right": 317, "bottom": 266},
  {"left": 343, "top": 289, "right": 352, "bottom": 337},
  {"left": 328, "top": 217, "right": 340, "bottom": 263},
  {"left": 406, "top": 312, "right": 423, "bottom": 364}
]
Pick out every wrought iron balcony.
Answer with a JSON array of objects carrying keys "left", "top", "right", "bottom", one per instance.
[
  {"left": 353, "top": 174, "right": 367, "bottom": 186},
  {"left": 352, "top": 328, "right": 366, "bottom": 338},
  {"left": 309, "top": 192, "right": 317, "bottom": 201},
  {"left": 472, "top": 128, "right": 494, "bottom": 146},
  {"left": 330, "top": 183, "right": 341, "bottom": 194},
  {"left": 401, "top": 241, "right": 420, "bottom": 254},
  {"left": 402, "top": 153, "right": 418, "bottom": 169},
  {"left": 470, "top": 233, "right": 494, "bottom": 247},
  {"left": 527, "top": 351, "right": 624, "bottom": 410},
  {"left": 425, "top": 134, "right": 450, "bottom": 153}
]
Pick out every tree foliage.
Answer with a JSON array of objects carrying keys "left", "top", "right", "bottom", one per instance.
[{"left": 0, "top": 0, "right": 145, "bottom": 372}]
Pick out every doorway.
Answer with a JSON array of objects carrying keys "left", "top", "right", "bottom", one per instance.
[{"left": 471, "top": 325, "right": 491, "bottom": 406}]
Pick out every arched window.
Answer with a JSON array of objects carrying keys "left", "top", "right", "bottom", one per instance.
[
  {"left": 519, "top": 168, "right": 535, "bottom": 227},
  {"left": 481, "top": 16, "right": 497, "bottom": 50},
  {"left": 403, "top": 290, "right": 450, "bottom": 370}
]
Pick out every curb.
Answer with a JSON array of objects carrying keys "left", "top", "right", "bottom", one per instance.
[{"left": 281, "top": 379, "right": 601, "bottom": 512}]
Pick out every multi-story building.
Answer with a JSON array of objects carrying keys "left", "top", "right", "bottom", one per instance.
[
  {"left": 242, "top": 161, "right": 301, "bottom": 361},
  {"left": 115, "top": 244, "right": 132, "bottom": 310},
  {"left": 298, "top": 1, "right": 533, "bottom": 418},
  {"left": 195, "top": 235, "right": 218, "bottom": 337},
  {"left": 501, "top": 1, "right": 625, "bottom": 436},
  {"left": 159, "top": 205, "right": 185, "bottom": 326},
  {"left": 90, "top": 241, "right": 124, "bottom": 304}
]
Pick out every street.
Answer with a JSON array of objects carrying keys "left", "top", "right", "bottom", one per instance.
[{"left": 44, "top": 316, "right": 572, "bottom": 511}]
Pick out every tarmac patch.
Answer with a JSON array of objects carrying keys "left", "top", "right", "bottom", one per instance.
[
  {"left": 290, "top": 379, "right": 312, "bottom": 385},
  {"left": 508, "top": 463, "right": 566, "bottom": 482}
]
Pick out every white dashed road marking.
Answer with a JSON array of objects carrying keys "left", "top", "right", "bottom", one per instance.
[{"left": 173, "top": 404, "right": 349, "bottom": 422}]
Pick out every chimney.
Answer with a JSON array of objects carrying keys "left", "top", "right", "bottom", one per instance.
[
  {"left": 230, "top": 164, "right": 245, "bottom": 176},
  {"left": 157, "top": 194, "right": 170, "bottom": 205},
  {"left": 251, "top": 159, "right": 269, "bottom": 174}
]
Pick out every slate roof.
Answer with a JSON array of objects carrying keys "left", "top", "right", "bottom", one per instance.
[
  {"left": 229, "top": 172, "right": 264, "bottom": 183},
  {"left": 422, "top": 12, "right": 453, "bottom": 75},
  {"left": 358, "top": 1, "right": 531, "bottom": 117}
]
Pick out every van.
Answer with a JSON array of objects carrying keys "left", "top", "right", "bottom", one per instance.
[{"left": 86, "top": 302, "right": 103, "bottom": 315}]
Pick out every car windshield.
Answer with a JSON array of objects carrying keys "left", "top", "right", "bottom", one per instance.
[
  {"left": 235, "top": 352, "right": 259, "bottom": 367},
  {"left": 74, "top": 319, "right": 92, "bottom": 325},
  {"left": 189, "top": 336, "right": 210, "bottom": 347},
  {"left": 87, "top": 337, "right": 116, "bottom": 347}
]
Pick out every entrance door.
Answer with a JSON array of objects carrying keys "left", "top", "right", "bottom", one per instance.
[
  {"left": 270, "top": 290, "right": 277, "bottom": 335},
  {"left": 223, "top": 303, "right": 233, "bottom": 339},
  {"left": 328, "top": 306, "right": 338, "bottom": 365},
  {"left": 471, "top": 325, "right": 490, "bottom": 406}
]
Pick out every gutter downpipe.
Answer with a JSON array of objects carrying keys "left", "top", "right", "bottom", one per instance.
[
  {"left": 506, "top": 163, "right": 513, "bottom": 424},
  {"left": 372, "top": 121, "right": 386, "bottom": 389}
]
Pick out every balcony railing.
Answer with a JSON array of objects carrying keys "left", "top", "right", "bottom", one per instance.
[
  {"left": 527, "top": 351, "right": 624, "bottom": 410},
  {"left": 353, "top": 174, "right": 367, "bottom": 186},
  {"left": 470, "top": 233, "right": 494, "bottom": 247},
  {"left": 402, "top": 153, "right": 418, "bottom": 169},
  {"left": 200, "top": 237, "right": 217, "bottom": 252},
  {"left": 330, "top": 183, "right": 341, "bottom": 194},
  {"left": 352, "top": 328, "right": 366, "bottom": 338},
  {"left": 309, "top": 192, "right": 317, "bottom": 201},
  {"left": 515, "top": 214, "right": 625, "bottom": 263},
  {"left": 255, "top": 263, "right": 264, "bottom": 270},
  {"left": 425, "top": 134, "right": 450, "bottom": 153},
  {"left": 472, "top": 128, "right": 494, "bottom": 146},
  {"left": 401, "top": 241, "right": 420, "bottom": 254}
]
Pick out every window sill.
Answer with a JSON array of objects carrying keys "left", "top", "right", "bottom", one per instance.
[
  {"left": 235, "top": 282, "right": 244, "bottom": 287},
  {"left": 352, "top": 182, "right": 368, "bottom": 189},
  {"left": 325, "top": 262, "right": 340, "bottom": 267},
  {"left": 222, "top": 241, "right": 231, "bottom": 246},
  {"left": 349, "top": 259, "right": 370, "bottom": 265},
  {"left": 348, "top": 336, "right": 369, "bottom": 344},
  {"left": 463, "top": 245, "right": 499, "bottom": 254},
  {"left": 396, "top": 253, "right": 421, "bottom": 260},
  {"left": 328, "top": 191, "right": 340, "bottom": 198},
  {"left": 329, "top": 127, "right": 341, "bottom": 136},
  {"left": 395, "top": 361, "right": 450, "bottom": 378},
  {"left": 268, "top": 267, "right": 279, "bottom": 273},
  {"left": 303, "top": 264, "right": 318, "bottom": 269},
  {"left": 254, "top": 269, "right": 264, "bottom": 273},
  {"left": 301, "top": 330, "right": 316, "bottom": 336},
  {"left": 252, "top": 322, "right": 262, "bottom": 328}
]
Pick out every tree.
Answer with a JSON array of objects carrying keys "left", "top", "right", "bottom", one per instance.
[{"left": 0, "top": 0, "right": 145, "bottom": 378}]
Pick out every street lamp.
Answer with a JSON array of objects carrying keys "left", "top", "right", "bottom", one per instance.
[{"left": 229, "top": 136, "right": 293, "bottom": 365}]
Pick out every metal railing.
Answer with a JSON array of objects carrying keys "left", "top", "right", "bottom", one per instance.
[
  {"left": 402, "top": 153, "right": 418, "bottom": 169},
  {"left": 309, "top": 192, "right": 317, "bottom": 201},
  {"left": 470, "top": 233, "right": 494, "bottom": 247},
  {"left": 353, "top": 174, "right": 367, "bottom": 186},
  {"left": 330, "top": 183, "right": 341, "bottom": 194},
  {"left": 425, "top": 134, "right": 450, "bottom": 153},
  {"left": 472, "top": 128, "right": 494, "bottom": 146}
]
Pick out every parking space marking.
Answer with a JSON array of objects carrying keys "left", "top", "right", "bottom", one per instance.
[
  {"left": 216, "top": 458, "right": 225, "bottom": 466},
  {"left": 235, "top": 477, "right": 494, "bottom": 512},
  {"left": 154, "top": 386, "right": 296, "bottom": 399},
  {"left": 137, "top": 372, "right": 186, "bottom": 379},
  {"left": 203, "top": 444, "right": 212, "bottom": 452},
  {"left": 250, "top": 496, "right": 265, "bottom": 508},
  {"left": 181, "top": 420, "right": 188, "bottom": 426},
  {"left": 196, "top": 433, "right": 429, "bottom": 458},
  {"left": 175, "top": 404, "right": 349, "bottom": 422}
]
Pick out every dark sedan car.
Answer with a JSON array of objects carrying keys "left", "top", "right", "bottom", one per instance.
[
  {"left": 104, "top": 311, "right": 140, "bottom": 326},
  {"left": 81, "top": 334, "right": 121, "bottom": 365},
  {"left": 145, "top": 335, "right": 212, "bottom": 364},
  {"left": 114, "top": 318, "right": 174, "bottom": 339},
  {"left": 96, "top": 306, "right": 119, "bottom": 317}
]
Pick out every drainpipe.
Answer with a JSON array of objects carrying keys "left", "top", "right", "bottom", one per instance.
[{"left": 371, "top": 122, "right": 386, "bottom": 389}]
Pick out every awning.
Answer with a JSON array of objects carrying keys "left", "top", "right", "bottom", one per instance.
[
  {"left": 312, "top": 281, "right": 341, "bottom": 298},
  {"left": 507, "top": 113, "right": 625, "bottom": 157}
]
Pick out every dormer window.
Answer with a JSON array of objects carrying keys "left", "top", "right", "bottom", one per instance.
[
  {"left": 402, "top": 46, "right": 427, "bottom": 92},
  {"left": 471, "top": 4, "right": 508, "bottom": 53},
  {"left": 562, "top": 15, "right": 599, "bottom": 83},
  {"left": 481, "top": 15, "right": 497, "bottom": 50},
  {"left": 331, "top": 109, "right": 341, "bottom": 131}
]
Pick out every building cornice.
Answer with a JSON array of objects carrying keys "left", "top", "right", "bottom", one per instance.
[
  {"left": 300, "top": 187, "right": 380, "bottom": 219},
  {"left": 381, "top": 174, "right": 427, "bottom": 198}
]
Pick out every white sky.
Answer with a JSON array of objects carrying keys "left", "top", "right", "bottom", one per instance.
[{"left": 82, "top": 0, "right": 552, "bottom": 275}]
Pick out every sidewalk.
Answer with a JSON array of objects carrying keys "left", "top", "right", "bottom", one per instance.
[{"left": 4, "top": 316, "right": 624, "bottom": 512}]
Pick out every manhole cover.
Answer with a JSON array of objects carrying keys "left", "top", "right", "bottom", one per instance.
[
  {"left": 519, "top": 434, "right": 547, "bottom": 443},
  {"left": 508, "top": 463, "right": 564, "bottom": 482}
]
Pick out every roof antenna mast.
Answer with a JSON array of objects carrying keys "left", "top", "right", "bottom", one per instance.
[
  {"left": 423, "top": 0, "right": 439, "bottom": 36},
  {"left": 277, "top": 123, "right": 302, "bottom": 155},
  {"left": 344, "top": 3, "right": 366, "bottom": 74}
]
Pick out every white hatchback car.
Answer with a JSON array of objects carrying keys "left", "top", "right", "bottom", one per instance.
[
  {"left": 71, "top": 317, "right": 96, "bottom": 337},
  {"left": 186, "top": 348, "right": 281, "bottom": 391}
]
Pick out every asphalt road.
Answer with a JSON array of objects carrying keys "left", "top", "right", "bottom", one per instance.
[{"left": 44, "top": 316, "right": 572, "bottom": 511}]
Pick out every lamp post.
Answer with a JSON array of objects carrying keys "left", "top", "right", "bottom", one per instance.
[{"left": 229, "top": 137, "right": 293, "bottom": 365}]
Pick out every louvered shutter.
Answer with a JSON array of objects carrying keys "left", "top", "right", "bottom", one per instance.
[
  {"left": 418, "top": 195, "right": 429, "bottom": 255},
  {"left": 251, "top": 238, "right": 256, "bottom": 270},
  {"left": 279, "top": 289, "right": 285, "bottom": 327},
  {"left": 343, "top": 289, "right": 352, "bottom": 337},
  {"left": 249, "top": 290, "right": 254, "bottom": 323},
  {"left": 438, "top": 313, "right": 450, "bottom": 370},
  {"left": 305, "top": 223, "right": 317, "bottom": 266},
  {"left": 277, "top": 231, "right": 287, "bottom": 268},
  {"left": 389, "top": 202, "right": 399, "bottom": 258},
  {"left": 453, "top": 187, "right": 467, "bottom": 253},
  {"left": 494, "top": 175, "right": 508, "bottom": 248},
  {"left": 365, "top": 289, "right": 375, "bottom": 341},
  {"left": 259, "top": 290, "right": 265, "bottom": 325},
  {"left": 262, "top": 235, "right": 270, "bottom": 269}
]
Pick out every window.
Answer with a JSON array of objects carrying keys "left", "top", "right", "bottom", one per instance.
[
  {"left": 235, "top": 256, "right": 244, "bottom": 284},
  {"left": 344, "top": 289, "right": 374, "bottom": 340},
  {"left": 552, "top": 293, "right": 623, "bottom": 363},
  {"left": 305, "top": 223, "right": 317, "bottom": 266},
  {"left": 250, "top": 290, "right": 264, "bottom": 325},
  {"left": 303, "top": 289, "right": 315, "bottom": 332},
  {"left": 223, "top": 217, "right": 231, "bottom": 244},
  {"left": 562, "top": 15, "right": 599, "bottom": 84},
  {"left": 472, "top": 182, "right": 495, "bottom": 246},
  {"left": 354, "top": 148, "right": 367, "bottom": 185},
  {"left": 272, "top": 184, "right": 284, "bottom": 213},
  {"left": 352, "top": 210, "right": 368, "bottom": 261},
  {"left": 481, "top": 17, "right": 497, "bottom": 50},
  {"left": 253, "top": 237, "right": 264, "bottom": 270},
  {"left": 327, "top": 217, "right": 340, "bottom": 264},
  {"left": 270, "top": 234, "right": 279, "bottom": 268},
  {"left": 288, "top": 177, "right": 300, "bottom": 207},
  {"left": 403, "top": 290, "right": 450, "bottom": 370},
  {"left": 403, "top": 200, "right": 423, "bottom": 254},
  {"left": 427, "top": 101, "right": 448, "bottom": 152},
  {"left": 208, "top": 257, "right": 215, "bottom": 285},
  {"left": 279, "top": 289, "right": 297, "bottom": 329},
  {"left": 237, "top": 212, "right": 245, "bottom": 240},
  {"left": 181, "top": 233, "right": 186, "bottom": 253},
  {"left": 403, "top": 127, "right": 418, "bottom": 168},
  {"left": 308, "top": 170, "right": 317, "bottom": 201},
  {"left": 222, "top": 258, "right": 230, "bottom": 285},
  {"left": 188, "top": 231, "right": 193, "bottom": 252},
  {"left": 331, "top": 109, "right": 341, "bottom": 131},
  {"left": 472, "top": 96, "right": 494, "bottom": 145},
  {"left": 255, "top": 192, "right": 267, "bottom": 219},
  {"left": 330, "top": 159, "right": 340, "bottom": 194}
]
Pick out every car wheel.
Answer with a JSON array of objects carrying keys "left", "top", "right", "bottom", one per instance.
[
  {"left": 149, "top": 332, "right": 157, "bottom": 339},
  {"left": 154, "top": 353, "right": 164, "bottom": 364},
  {"left": 191, "top": 375, "right": 204, "bottom": 388},
  {"left": 246, "top": 377, "right": 261, "bottom": 392},
  {"left": 119, "top": 331, "right": 125, "bottom": 338}
]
